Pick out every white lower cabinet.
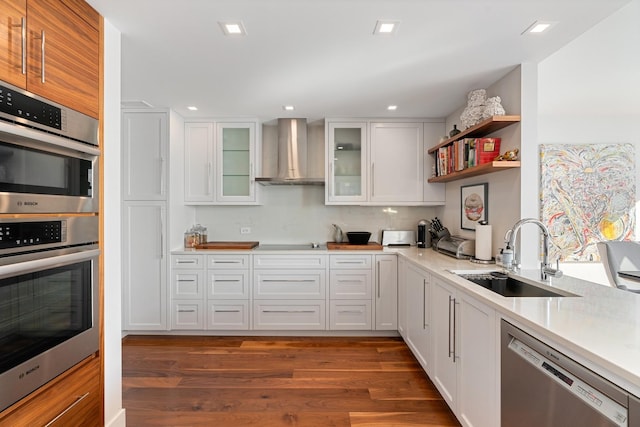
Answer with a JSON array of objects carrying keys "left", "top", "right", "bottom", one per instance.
[
  {"left": 374, "top": 254, "right": 397, "bottom": 330},
  {"left": 431, "top": 277, "right": 498, "bottom": 427},
  {"left": 169, "top": 253, "right": 251, "bottom": 330},
  {"left": 404, "top": 261, "right": 431, "bottom": 372},
  {"left": 207, "top": 300, "right": 250, "bottom": 330},
  {"left": 253, "top": 254, "right": 328, "bottom": 330},
  {"left": 170, "top": 254, "right": 205, "bottom": 330},
  {"left": 329, "top": 254, "right": 373, "bottom": 330},
  {"left": 253, "top": 300, "right": 326, "bottom": 330}
]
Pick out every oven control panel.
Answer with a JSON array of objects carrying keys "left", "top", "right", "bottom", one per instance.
[{"left": 0, "top": 220, "right": 66, "bottom": 250}]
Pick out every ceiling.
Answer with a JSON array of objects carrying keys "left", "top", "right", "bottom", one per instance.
[{"left": 87, "top": 0, "right": 630, "bottom": 122}]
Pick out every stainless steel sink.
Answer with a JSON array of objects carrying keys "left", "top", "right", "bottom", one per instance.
[{"left": 455, "top": 271, "right": 575, "bottom": 298}]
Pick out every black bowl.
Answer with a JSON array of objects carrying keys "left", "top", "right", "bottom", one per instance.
[{"left": 346, "top": 232, "right": 371, "bottom": 245}]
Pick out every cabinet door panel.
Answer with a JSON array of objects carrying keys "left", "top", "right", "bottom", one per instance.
[
  {"left": 26, "top": 0, "right": 99, "bottom": 118},
  {"left": 184, "top": 122, "right": 215, "bottom": 202},
  {"left": 216, "top": 122, "right": 256, "bottom": 203},
  {"left": 122, "top": 111, "right": 168, "bottom": 200},
  {"left": 326, "top": 122, "right": 367, "bottom": 203},
  {"left": 122, "top": 202, "right": 167, "bottom": 330},
  {"left": 375, "top": 255, "right": 397, "bottom": 330},
  {"left": 431, "top": 278, "right": 457, "bottom": 409},
  {"left": 0, "top": 0, "right": 27, "bottom": 87},
  {"left": 370, "top": 122, "right": 423, "bottom": 203}
]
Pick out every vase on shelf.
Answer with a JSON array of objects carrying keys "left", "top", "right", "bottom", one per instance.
[{"left": 449, "top": 125, "right": 461, "bottom": 137}]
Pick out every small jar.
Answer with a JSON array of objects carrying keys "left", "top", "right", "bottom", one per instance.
[{"left": 184, "top": 230, "right": 198, "bottom": 248}]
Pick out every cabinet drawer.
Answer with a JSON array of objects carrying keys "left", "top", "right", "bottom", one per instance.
[
  {"left": 254, "top": 270, "right": 326, "bottom": 299},
  {"left": 207, "top": 301, "right": 250, "bottom": 330},
  {"left": 208, "top": 254, "right": 250, "bottom": 269},
  {"left": 329, "top": 254, "right": 372, "bottom": 269},
  {"left": 172, "top": 270, "right": 204, "bottom": 299},
  {"left": 0, "top": 357, "right": 101, "bottom": 427},
  {"left": 253, "top": 300, "right": 326, "bottom": 330},
  {"left": 207, "top": 270, "right": 249, "bottom": 299},
  {"left": 172, "top": 254, "right": 205, "bottom": 269},
  {"left": 329, "top": 300, "right": 372, "bottom": 330},
  {"left": 330, "top": 270, "right": 372, "bottom": 299},
  {"left": 171, "top": 301, "right": 204, "bottom": 329},
  {"left": 253, "top": 254, "right": 326, "bottom": 269}
]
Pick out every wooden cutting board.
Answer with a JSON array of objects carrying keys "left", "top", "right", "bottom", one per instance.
[
  {"left": 195, "top": 241, "right": 259, "bottom": 250},
  {"left": 327, "top": 242, "right": 383, "bottom": 250}
]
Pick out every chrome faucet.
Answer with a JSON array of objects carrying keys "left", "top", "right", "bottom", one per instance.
[{"left": 505, "top": 218, "right": 562, "bottom": 280}]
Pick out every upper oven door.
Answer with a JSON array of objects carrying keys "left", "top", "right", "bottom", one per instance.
[{"left": 0, "top": 122, "right": 99, "bottom": 214}]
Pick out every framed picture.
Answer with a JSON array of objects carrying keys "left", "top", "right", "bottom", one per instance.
[{"left": 461, "top": 183, "right": 488, "bottom": 230}]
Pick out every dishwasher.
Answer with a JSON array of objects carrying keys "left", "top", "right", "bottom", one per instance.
[{"left": 501, "top": 320, "right": 640, "bottom": 426}]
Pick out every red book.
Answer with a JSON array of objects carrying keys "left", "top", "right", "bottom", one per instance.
[{"left": 476, "top": 138, "right": 501, "bottom": 164}]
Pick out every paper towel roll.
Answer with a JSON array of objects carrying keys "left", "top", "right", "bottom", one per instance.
[{"left": 475, "top": 223, "right": 492, "bottom": 260}]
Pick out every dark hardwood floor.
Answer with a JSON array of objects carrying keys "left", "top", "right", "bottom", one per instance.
[{"left": 122, "top": 335, "right": 461, "bottom": 426}]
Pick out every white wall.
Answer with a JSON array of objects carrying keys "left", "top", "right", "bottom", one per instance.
[
  {"left": 537, "top": 0, "right": 640, "bottom": 284},
  {"left": 438, "top": 66, "right": 523, "bottom": 259},
  {"left": 102, "top": 20, "right": 126, "bottom": 427}
]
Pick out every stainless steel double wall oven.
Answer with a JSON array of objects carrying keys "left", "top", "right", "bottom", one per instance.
[{"left": 0, "top": 80, "right": 100, "bottom": 412}]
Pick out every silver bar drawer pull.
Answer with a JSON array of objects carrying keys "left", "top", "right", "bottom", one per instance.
[
  {"left": 263, "top": 310, "right": 316, "bottom": 314},
  {"left": 338, "top": 310, "right": 364, "bottom": 314},
  {"left": 177, "top": 259, "right": 197, "bottom": 264},
  {"left": 177, "top": 279, "right": 196, "bottom": 282},
  {"left": 178, "top": 309, "right": 196, "bottom": 313},
  {"left": 263, "top": 279, "right": 315, "bottom": 283},
  {"left": 214, "top": 279, "right": 241, "bottom": 283},
  {"left": 213, "top": 260, "right": 241, "bottom": 264},
  {"left": 214, "top": 309, "right": 241, "bottom": 313},
  {"left": 45, "top": 392, "right": 90, "bottom": 427}
]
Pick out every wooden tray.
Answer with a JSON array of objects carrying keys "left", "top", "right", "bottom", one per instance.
[
  {"left": 327, "top": 242, "right": 383, "bottom": 250},
  {"left": 195, "top": 241, "right": 259, "bottom": 250}
]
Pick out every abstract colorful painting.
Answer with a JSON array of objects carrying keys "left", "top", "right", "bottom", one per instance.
[{"left": 540, "top": 143, "right": 635, "bottom": 262}]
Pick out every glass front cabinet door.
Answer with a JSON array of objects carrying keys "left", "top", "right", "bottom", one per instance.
[
  {"left": 215, "top": 122, "right": 257, "bottom": 204},
  {"left": 326, "top": 122, "right": 367, "bottom": 204}
]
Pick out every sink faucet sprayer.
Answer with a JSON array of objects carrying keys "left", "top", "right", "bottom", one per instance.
[{"left": 503, "top": 218, "right": 562, "bottom": 280}]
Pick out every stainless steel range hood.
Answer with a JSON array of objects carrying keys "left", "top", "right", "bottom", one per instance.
[{"left": 256, "top": 118, "right": 325, "bottom": 185}]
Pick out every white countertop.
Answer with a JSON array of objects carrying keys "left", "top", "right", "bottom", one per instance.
[{"left": 394, "top": 247, "right": 640, "bottom": 397}]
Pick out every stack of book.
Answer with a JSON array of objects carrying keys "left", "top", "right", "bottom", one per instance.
[{"left": 435, "top": 137, "right": 501, "bottom": 176}]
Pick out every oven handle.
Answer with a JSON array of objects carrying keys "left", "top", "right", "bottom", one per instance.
[{"left": 0, "top": 248, "right": 100, "bottom": 280}]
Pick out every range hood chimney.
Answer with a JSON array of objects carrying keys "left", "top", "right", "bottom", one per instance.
[{"left": 256, "top": 118, "right": 324, "bottom": 185}]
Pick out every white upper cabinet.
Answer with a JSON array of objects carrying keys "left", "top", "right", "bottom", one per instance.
[
  {"left": 122, "top": 111, "right": 168, "bottom": 201},
  {"left": 369, "top": 122, "right": 424, "bottom": 203},
  {"left": 184, "top": 120, "right": 259, "bottom": 205},
  {"left": 184, "top": 122, "right": 215, "bottom": 203},
  {"left": 326, "top": 122, "right": 368, "bottom": 204},
  {"left": 325, "top": 119, "right": 444, "bottom": 205}
]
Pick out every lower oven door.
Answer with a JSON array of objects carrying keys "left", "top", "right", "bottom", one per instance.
[{"left": 0, "top": 247, "right": 100, "bottom": 412}]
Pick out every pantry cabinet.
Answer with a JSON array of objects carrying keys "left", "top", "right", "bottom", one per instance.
[
  {"left": 431, "top": 277, "right": 498, "bottom": 427},
  {"left": 122, "top": 110, "right": 170, "bottom": 331},
  {"left": 325, "top": 119, "right": 444, "bottom": 205},
  {"left": 184, "top": 120, "right": 260, "bottom": 205},
  {"left": 0, "top": 0, "right": 100, "bottom": 118}
]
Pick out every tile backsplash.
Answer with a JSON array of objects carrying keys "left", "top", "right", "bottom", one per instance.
[{"left": 194, "top": 185, "right": 438, "bottom": 244}]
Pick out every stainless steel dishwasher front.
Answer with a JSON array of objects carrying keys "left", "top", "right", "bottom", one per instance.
[{"left": 501, "top": 320, "right": 636, "bottom": 427}]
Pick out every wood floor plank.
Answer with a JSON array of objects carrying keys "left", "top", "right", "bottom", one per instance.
[{"left": 122, "top": 336, "right": 461, "bottom": 427}]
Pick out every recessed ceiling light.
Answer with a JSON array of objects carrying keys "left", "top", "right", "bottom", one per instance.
[
  {"left": 187, "top": 106, "right": 198, "bottom": 111},
  {"left": 387, "top": 105, "right": 398, "bottom": 111},
  {"left": 283, "top": 105, "right": 295, "bottom": 111},
  {"left": 373, "top": 20, "right": 400, "bottom": 35},
  {"left": 522, "top": 20, "right": 557, "bottom": 35},
  {"left": 219, "top": 21, "right": 246, "bottom": 36}
]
